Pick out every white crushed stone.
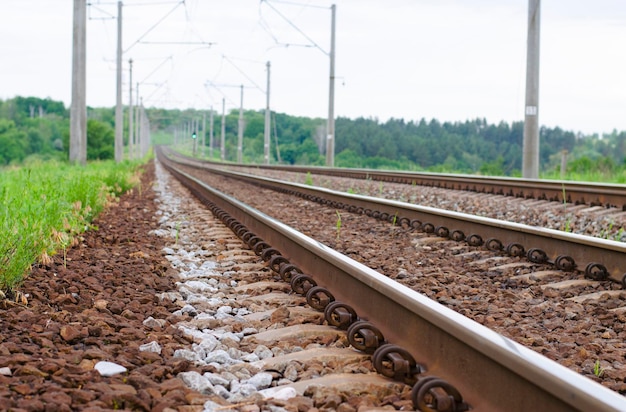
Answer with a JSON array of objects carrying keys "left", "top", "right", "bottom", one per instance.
[
  {"left": 151, "top": 161, "right": 292, "bottom": 407},
  {"left": 94, "top": 361, "right": 127, "bottom": 377},
  {"left": 139, "top": 341, "right": 162, "bottom": 354}
]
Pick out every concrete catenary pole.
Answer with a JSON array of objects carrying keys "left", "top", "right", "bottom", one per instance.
[
  {"left": 114, "top": 1, "right": 123, "bottom": 163},
  {"left": 144, "top": 105, "right": 150, "bottom": 156},
  {"left": 138, "top": 102, "right": 144, "bottom": 157},
  {"left": 202, "top": 111, "right": 206, "bottom": 158},
  {"left": 70, "top": 0, "right": 87, "bottom": 165},
  {"left": 185, "top": 120, "right": 188, "bottom": 145},
  {"left": 220, "top": 98, "right": 226, "bottom": 161},
  {"left": 128, "top": 58, "right": 133, "bottom": 160},
  {"left": 135, "top": 82, "right": 139, "bottom": 159},
  {"left": 209, "top": 106, "right": 214, "bottom": 159},
  {"left": 523, "top": 0, "right": 540, "bottom": 179},
  {"left": 141, "top": 102, "right": 150, "bottom": 157},
  {"left": 193, "top": 117, "right": 197, "bottom": 157},
  {"left": 264, "top": 61, "right": 271, "bottom": 165},
  {"left": 325, "top": 4, "right": 336, "bottom": 167},
  {"left": 185, "top": 120, "right": 189, "bottom": 148},
  {"left": 237, "top": 85, "right": 244, "bottom": 163}
]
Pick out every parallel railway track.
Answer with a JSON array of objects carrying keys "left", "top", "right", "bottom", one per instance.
[
  {"left": 162, "top": 148, "right": 626, "bottom": 284},
  {"left": 237, "top": 160, "right": 626, "bottom": 209},
  {"left": 158, "top": 148, "right": 626, "bottom": 411},
  {"left": 168, "top": 149, "right": 626, "bottom": 209}
]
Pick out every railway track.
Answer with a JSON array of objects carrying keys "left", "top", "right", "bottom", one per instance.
[
  {"left": 165, "top": 148, "right": 626, "bottom": 210},
  {"left": 157, "top": 149, "right": 626, "bottom": 411},
  {"left": 162, "top": 148, "right": 626, "bottom": 284}
]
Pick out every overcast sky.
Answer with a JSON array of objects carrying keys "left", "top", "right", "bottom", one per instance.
[{"left": 2, "top": 0, "right": 626, "bottom": 135}]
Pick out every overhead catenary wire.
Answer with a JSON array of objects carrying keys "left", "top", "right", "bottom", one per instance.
[
  {"left": 260, "top": 0, "right": 329, "bottom": 55},
  {"left": 90, "top": 0, "right": 181, "bottom": 6},
  {"left": 205, "top": 81, "right": 238, "bottom": 108},
  {"left": 222, "top": 56, "right": 265, "bottom": 93},
  {"left": 123, "top": 0, "right": 184, "bottom": 53},
  {"left": 181, "top": 0, "right": 209, "bottom": 44},
  {"left": 87, "top": 4, "right": 116, "bottom": 20},
  {"left": 87, "top": 0, "right": 327, "bottom": 126},
  {"left": 257, "top": 4, "right": 312, "bottom": 49},
  {"left": 264, "top": 0, "right": 328, "bottom": 10},
  {"left": 139, "top": 55, "right": 173, "bottom": 84},
  {"left": 88, "top": 0, "right": 278, "bottom": 113},
  {"left": 141, "top": 41, "right": 215, "bottom": 46}
]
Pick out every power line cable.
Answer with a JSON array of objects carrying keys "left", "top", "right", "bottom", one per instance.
[
  {"left": 266, "top": 0, "right": 328, "bottom": 10},
  {"left": 258, "top": 5, "right": 281, "bottom": 44},
  {"left": 124, "top": 1, "right": 185, "bottom": 53},
  {"left": 180, "top": 0, "right": 213, "bottom": 47},
  {"left": 204, "top": 81, "right": 238, "bottom": 107},
  {"left": 222, "top": 55, "right": 265, "bottom": 93},
  {"left": 260, "top": 0, "right": 329, "bottom": 55},
  {"left": 89, "top": 0, "right": 181, "bottom": 6},
  {"left": 257, "top": 6, "right": 316, "bottom": 51},
  {"left": 88, "top": 4, "right": 116, "bottom": 20},
  {"left": 140, "top": 41, "right": 215, "bottom": 46},
  {"left": 139, "top": 55, "right": 173, "bottom": 83}
]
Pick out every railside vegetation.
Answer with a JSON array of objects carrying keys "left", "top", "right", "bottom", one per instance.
[
  {"left": 3, "top": 95, "right": 626, "bottom": 183},
  {"left": 0, "top": 160, "right": 139, "bottom": 292}
]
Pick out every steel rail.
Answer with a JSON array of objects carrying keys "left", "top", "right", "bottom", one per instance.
[
  {"left": 162, "top": 150, "right": 626, "bottom": 284},
  {"left": 269, "top": 166, "right": 626, "bottom": 209},
  {"left": 165, "top": 148, "right": 626, "bottom": 209},
  {"left": 159, "top": 154, "right": 626, "bottom": 412}
]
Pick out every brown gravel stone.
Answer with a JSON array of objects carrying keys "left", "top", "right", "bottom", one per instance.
[
  {"left": 179, "top": 164, "right": 626, "bottom": 396},
  {"left": 60, "top": 324, "right": 82, "bottom": 342},
  {"left": 0, "top": 162, "right": 204, "bottom": 410}
]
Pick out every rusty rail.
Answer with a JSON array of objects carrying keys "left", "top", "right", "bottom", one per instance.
[
  {"left": 161, "top": 148, "right": 626, "bottom": 284},
  {"left": 164, "top": 147, "right": 626, "bottom": 209},
  {"left": 159, "top": 150, "right": 626, "bottom": 411}
]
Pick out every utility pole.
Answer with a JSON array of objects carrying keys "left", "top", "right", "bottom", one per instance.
[
  {"left": 135, "top": 82, "right": 139, "bottom": 159},
  {"left": 209, "top": 106, "right": 214, "bottom": 159},
  {"left": 70, "top": 0, "right": 87, "bottom": 165},
  {"left": 202, "top": 111, "right": 206, "bottom": 158},
  {"left": 220, "top": 98, "right": 226, "bottom": 161},
  {"left": 114, "top": 1, "right": 123, "bottom": 163},
  {"left": 264, "top": 61, "right": 271, "bottom": 165},
  {"left": 523, "top": 0, "right": 540, "bottom": 179},
  {"left": 185, "top": 120, "right": 189, "bottom": 146},
  {"left": 325, "top": 4, "right": 336, "bottom": 167},
  {"left": 141, "top": 102, "right": 150, "bottom": 157},
  {"left": 128, "top": 58, "right": 133, "bottom": 160},
  {"left": 237, "top": 85, "right": 244, "bottom": 163},
  {"left": 192, "top": 118, "right": 197, "bottom": 157},
  {"left": 144, "top": 104, "right": 150, "bottom": 156},
  {"left": 136, "top": 99, "right": 146, "bottom": 157}
]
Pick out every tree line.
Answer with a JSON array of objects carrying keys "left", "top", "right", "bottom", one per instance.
[
  {"left": 0, "top": 97, "right": 117, "bottom": 164},
  {"left": 2, "top": 96, "right": 626, "bottom": 181}
]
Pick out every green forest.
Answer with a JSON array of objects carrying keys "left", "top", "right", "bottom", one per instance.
[{"left": 2, "top": 95, "right": 626, "bottom": 181}]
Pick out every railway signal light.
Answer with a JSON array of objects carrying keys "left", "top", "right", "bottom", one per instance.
[{"left": 192, "top": 131, "right": 197, "bottom": 139}]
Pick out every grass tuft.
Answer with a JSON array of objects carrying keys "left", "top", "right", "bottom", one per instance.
[{"left": 0, "top": 160, "right": 140, "bottom": 291}]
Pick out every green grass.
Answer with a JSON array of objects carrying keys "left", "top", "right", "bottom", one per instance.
[
  {"left": 335, "top": 210, "right": 342, "bottom": 241},
  {"left": 305, "top": 172, "right": 314, "bottom": 186},
  {"left": 0, "top": 160, "right": 140, "bottom": 292},
  {"left": 594, "top": 360, "right": 604, "bottom": 378},
  {"left": 542, "top": 169, "right": 626, "bottom": 184}
]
